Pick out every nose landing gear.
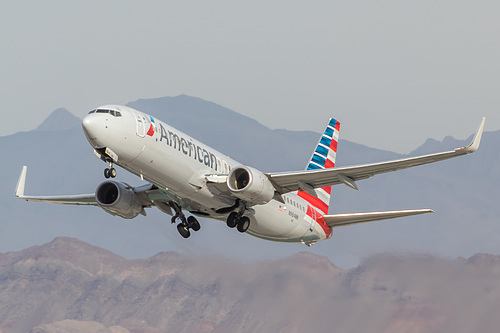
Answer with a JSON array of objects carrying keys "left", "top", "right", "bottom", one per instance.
[
  {"left": 104, "top": 167, "right": 116, "bottom": 178},
  {"left": 104, "top": 163, "right": 117, "bottom": 179}
]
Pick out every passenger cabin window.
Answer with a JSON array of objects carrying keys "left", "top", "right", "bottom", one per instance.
[{"left": 88, "top": 109, "right": 122, "bottom": 117}]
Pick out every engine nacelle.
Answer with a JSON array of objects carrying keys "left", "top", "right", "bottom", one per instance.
[
  {"left": 95, "top": 181, "right": 143, "bottom": 219},
  {"left": 227, "top": 166, "right": 275, "bottom": 205}
]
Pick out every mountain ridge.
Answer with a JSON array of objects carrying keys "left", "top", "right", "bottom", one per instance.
[
  {"left": 2, "top": 237, "right": 500, "bottom": 333},
  {"left": 20, "top": 95, "right": 473, "bottom": 163}
]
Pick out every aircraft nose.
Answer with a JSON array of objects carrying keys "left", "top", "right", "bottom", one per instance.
[{"left": 82, "top": 114, "right": 104, "bottom": 147}]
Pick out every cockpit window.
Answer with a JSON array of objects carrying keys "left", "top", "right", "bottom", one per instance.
[{"left": 87, "top": 109, "right": 122, "bottom": 117}]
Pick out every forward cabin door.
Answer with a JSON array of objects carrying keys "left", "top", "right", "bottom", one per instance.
[{"left": 131, "top": 110, "right": 146, "bottom": 137}]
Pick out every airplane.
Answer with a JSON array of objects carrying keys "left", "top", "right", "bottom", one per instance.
[{"left": 14, "top": 105, "right": 485, "bottom": 246}]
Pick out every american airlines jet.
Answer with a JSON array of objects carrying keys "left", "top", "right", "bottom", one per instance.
[{"left": 15, "top": 106, "right": 485, "bottom": 246}]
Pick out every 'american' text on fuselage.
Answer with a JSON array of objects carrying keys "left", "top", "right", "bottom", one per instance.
[{"left": 157, "top": 123, "right": 230, "bottom": 173}]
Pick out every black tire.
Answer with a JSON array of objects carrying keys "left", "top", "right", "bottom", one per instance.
[
  {"left": 110, "top": 168, "right": 117, "bottom": 178},
  {"left": 237, "top": 216, "right": 250, "bottom": 233},
  {"left": 227, "top": 212, "right": 238, "bottom": 228},
  {"left": 188, "top": 216, "right": 201, "bottom": 231},
  {"left": 104, "top": 168, "right": 110, "bottom": 178},
  {"left": 177, "top": 224, "right": 191, "bottom": 238}
]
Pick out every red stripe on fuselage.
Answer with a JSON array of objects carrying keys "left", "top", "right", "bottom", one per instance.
[
  {"left": 298, "top": 191, "right": 329, "bottom": 215},
  {"left": 306, "top": 206, "right": 331, "bottom": 238},
  {"left": 322, "top": 186, "right": 332, "bottom": 195}
]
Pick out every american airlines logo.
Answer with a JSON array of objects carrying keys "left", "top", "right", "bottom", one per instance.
[{"left": 146, "top": 116, "right": 156, "bottom": 137}]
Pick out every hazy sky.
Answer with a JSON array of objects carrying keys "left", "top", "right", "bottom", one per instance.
[{"left": 1, "top": 1, "right": 498, "bottom": 153}]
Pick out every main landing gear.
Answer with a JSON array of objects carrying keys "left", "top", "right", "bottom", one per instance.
[
  {"left": 226, "top": 203, "right": 250, "bottom": 233},
  {"left": 170, "top": 202, "right": 200, "bottom": 239},
  {"left": 104, "top": 163, "right": 117, "bottom": 179}
]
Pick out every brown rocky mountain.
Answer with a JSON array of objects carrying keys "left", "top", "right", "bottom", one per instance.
[{"left": 1, "top": 237, "right": 500, "bottom": 333}]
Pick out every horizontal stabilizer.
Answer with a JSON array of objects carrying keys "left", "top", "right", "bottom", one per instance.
[{"left": 324, "top": 209, "right": 433, "bottom": 228}]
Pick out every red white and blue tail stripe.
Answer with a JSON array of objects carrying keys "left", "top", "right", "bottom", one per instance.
[
  {"left": 306, "top": 118, "right": 340, "bottom": 171},
  {"left": 298, "top": 118, "right": 340, "bottom": 238}
]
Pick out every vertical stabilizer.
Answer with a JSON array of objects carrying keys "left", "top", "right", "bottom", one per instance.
[{"left": 298, "top": 118, "right": 340, "bottom": 215}]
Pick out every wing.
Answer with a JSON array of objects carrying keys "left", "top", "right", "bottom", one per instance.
[
  {"left": 15, "top": 166, "right": 97, "bottom": 205},
  {"left": 268, "top": 118, "right": 485, "bottom": 193},
  {"left": 14, "top": 166, "right": 175, "bottom": 215}
]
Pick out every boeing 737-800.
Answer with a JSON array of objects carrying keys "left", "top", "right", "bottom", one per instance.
[{"left": 15, "top": 106, "right": 485, "bottom": 246}]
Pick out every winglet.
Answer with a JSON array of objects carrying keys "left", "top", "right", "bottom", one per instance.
[
  {"left": 15, "top": 166, "right": 27, "bottom": 198},
  {"left": 458, "top": 117, "right": 486, "bottom": 153}
]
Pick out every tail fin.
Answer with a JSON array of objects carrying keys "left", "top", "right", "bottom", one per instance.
[{"left": 298, "top": 118, "right": 340, "bottom": 215}]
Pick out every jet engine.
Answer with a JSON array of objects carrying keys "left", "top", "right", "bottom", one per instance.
[
  {"left": 95, "top": 181, "right": 143, "bottom": 219},
  {"left": 227, "top": 166, "right": 275, "bottom": 205}
]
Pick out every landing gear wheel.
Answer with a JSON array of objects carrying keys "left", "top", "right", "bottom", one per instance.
[
  {"left": 104, "top": 168, "right": 116, "bottom": 178},
  {"left": 187, "top": 216, "right": 201, "bottom": 232},
  {"left": 227, "top": 212, "right": 238, "bottom": 228},
  {"left": 177, "top": 224, "right": 191, "bottom": 238},
  {"left": 237, "top": 216, "right": 250, "bottom": 233}
]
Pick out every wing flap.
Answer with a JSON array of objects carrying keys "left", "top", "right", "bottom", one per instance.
[{"left": 324, "top": 209, "right": 434, "bottom": 228}]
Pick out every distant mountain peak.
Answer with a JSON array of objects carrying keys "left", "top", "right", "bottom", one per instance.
[
  {"left": 408, "top": 135, "right": 469, "bottom": 156},
  {"left": 127, "top": 94, "right": 263, "bottom": 128},
  {"left": 36, "top": 108, "right": 81, "bottom": 132}
]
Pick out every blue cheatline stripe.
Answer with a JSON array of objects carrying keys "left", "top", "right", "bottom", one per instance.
[
  {"left": 315, "top": 145, "right": 329, "bottom": 157},
  {"left": 324, "top": 127, "right": 334, "bottom": 138},
  {"left": 314, "top": 151, "right": 327, "bottom": 160},
  {"left": 307, "top": 162, "right": 322, "bottom": 170},
  {"left": 329, "top": 119, "right": 338, "bottom": 127},
  {"left": 312, "top": 154, "right": 326, "bottom": 166},
  {"left": 320, "top": 136, "right": 331, "bottom": 147}
]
